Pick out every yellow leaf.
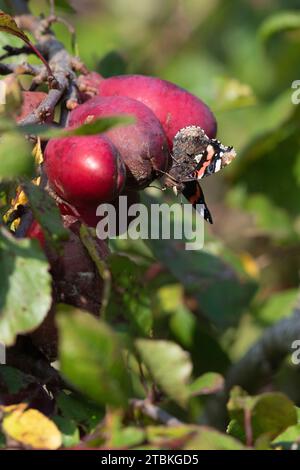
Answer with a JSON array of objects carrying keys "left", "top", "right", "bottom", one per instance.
[
  {"left": 0, "top": 403, "right": 27, "bottom": 414},
  {"left": 33, "top": 138, "right": 44, "bottom": 165},
  {"left": 2, "top": 187, "right": 28, "bottom": 230},
  {"left": 2, "top": 143, "right": 42, "bottom": 229},
  {"left": 0, "top": 74, "right": 23, "bottom": 116},
  {"left": 2, "top": 406, "right": 62, "bottom": 450},
  {"left": 0, "top": 11, "right": 30, "bottom": 44},
  {"left": 240, "top": 252, "right": 260, "bottom": 279}
]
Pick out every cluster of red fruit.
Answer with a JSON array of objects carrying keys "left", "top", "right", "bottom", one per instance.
[
  {"left": 42, "top": 73, "right": 217, "bottom": 227},
  {"left": 20, "top": 74, "right": 217, "bottom": 359}
]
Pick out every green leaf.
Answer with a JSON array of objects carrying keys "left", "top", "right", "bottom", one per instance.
[
  {"left": 227, "top": 387, "right": 297, "bottom": 442},
  {"left": 228, "top": 95, "right": 299, "bottom": 218},
  {"left": 259, "top": 11, "right": 300, "bottom": 42},
  {"left": 169, "top": 304, "right": 231, "bottom": 375},
  {"left": 244, "top": 195, "right": 296, "bottom": 241},
  {"left": 52, "top": 416, "right": 80, "bottom": 448},
  {"left": 55, "top": 0, "right": 76, "bottom": 13},
  {"left": 0, "top": 228, "right": 52, "bottom": 345},
  {"left": 0, "top": 2, "right": 13, "bottom": 14},
  {"left": 189, "top": 372, "right": 224, "bottom": 396},
  {"left": 257, "top": 289, "right": 299, "bottom": 326},
  {"left": 56, "top": 391, "right": 103, "bottom": 433},
  {"left": 272, "top": 408, "right": 300, "bottom": 450},
  {"left": 0, "top": 11, "right": 51, "bottom": 74},
  {"left": 0, "top": 132, "right": 34, "bottom": 180},
  {"left": 293, "top": 150, "right": 300, "bottom": 186},
  {"left": 98, "top": 50, "right": 127, "bottom": 77},
  {"left": 22, "top": 182, "right": 69, "bottom": 247},
  {"left": 227, "top": 419, "right": 245, "bottom": 443},
  {"left": 146, "top": 425, "right": 194, "bottom": 446},
  {"left": 0, "top": 366, "right": 34, "bottom": 394},
  {"left": 184, "top": 426, "right": 246, "bottom": 450},
  {"left": 215, "top": 77, "right": 256, "bottom": 111},
  {"left": 272, "top": 424, "right": 300, "bottom": 450},
  {"left": 109, "top": 425, "right": 145, "bottom": 448},
  {"left": 135, "top": 339, "right": 192, "bottom": 407},
  {"left": 106, "top": 254, "right": 152, "bottom": 336},
  {"left": 0, "top": 10, "right": 30, "bottom": 44},
  {"left": 21, "top": 115, "right": 135, "bottom": 140},
  {"left": 142, "top": 192, "right": 257, "bottom": 330},
  {"left": 57, "top": 305, "right": 132, "bottom": 408},
  {"left": 146, "top": 233, "right": 257, "bottom": 329}
]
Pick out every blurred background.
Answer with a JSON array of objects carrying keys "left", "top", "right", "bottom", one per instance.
[{"left": 18, "top": 0, "right": 300, "bottom": 420}]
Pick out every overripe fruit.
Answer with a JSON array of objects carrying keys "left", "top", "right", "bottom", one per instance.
[
  {"left": 96, "top": 74, "right": 217, "bottom": 147},
  {"left": 44, "top": 135, "right": 126, "bottom": 207},
  {"left": 68, "top": 95, "right": 169, "bottom": 189}
]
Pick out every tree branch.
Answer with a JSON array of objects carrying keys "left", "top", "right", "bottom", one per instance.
[
  {"left": 225, "top": 296, "right": 300, "bottom": 393},
  {"left": 130, "top": 399, "right": 183, "bottom": 426},
  {"left": 3, "top": 4, "right": 86, "bottom": 240},
  {"left": 0, "top": 44, "right": 32, "bottom": 61},
  {"left": 14, "top": 13, "right": 80, "bottom": 125},
  {"left": 0, "top": 62, "right": 43, "bottom": 76}
]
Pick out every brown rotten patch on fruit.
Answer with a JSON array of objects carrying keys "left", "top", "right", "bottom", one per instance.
[{"left": 68, "top": 95, "right": 170, "bottom": 190}]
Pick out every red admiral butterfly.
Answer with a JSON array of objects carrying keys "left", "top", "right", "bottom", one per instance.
[{"left": 163, "top": 126, "right": 236, "bottom": 224}]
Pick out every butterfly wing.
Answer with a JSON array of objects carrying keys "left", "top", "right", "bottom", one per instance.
[
  {"left": 194, "top": 142, "right": 236, "bottom": 180},
  {"left": 182, "top": 180, "right": 213, "bottom": 224}
]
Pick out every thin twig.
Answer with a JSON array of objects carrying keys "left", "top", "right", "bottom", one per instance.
[
  {"left": 0, "top": 62, "right": 43, "bottom": 76},
  {"left": 42, "top": 14, "right": 77, "bottom": 53},
  {"left": 0, "top": 44, "right": 32, "bottom": 60},
  {"left": 244, "top": 408, "right": 253, "bottom": 448},
  {"left": 15, "top": 13, "right": 79, "bottom": 125},
  {"left": 130, "top": 399, "right": 183, "bottom": 426},
  {"left": 49, "top": 0, "right": 55, "bottom": 16}
]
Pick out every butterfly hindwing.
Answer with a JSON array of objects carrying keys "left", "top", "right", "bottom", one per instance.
[{"left": 182, "top": 180, "right": 213, "bottom": 224}]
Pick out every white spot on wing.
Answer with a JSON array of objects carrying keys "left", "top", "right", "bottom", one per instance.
[{"left": 215, "top": 158, "right": 222, "bottom": 172}]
